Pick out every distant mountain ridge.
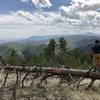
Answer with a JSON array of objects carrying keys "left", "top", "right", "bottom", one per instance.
[
  {"left": 0, "top": 32, "right": 100, "bottom": 44},
  {"left": 27, "top": 35, "right": 61, "bottom": 41},
  {"left": 0, "top": 32, "right": 100, "bottom": 60}
]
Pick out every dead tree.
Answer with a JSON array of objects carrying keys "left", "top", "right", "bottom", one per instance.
[
  {"left": 22, "top": 72, "right": 30, "bottom": 88},
  {"left": 1, "top": 66, "right": 100, "bottom": 89},
  {"left": 2, "top": 72, "right": 9, "bottom": 87},
  {"left": 16, "top": 71, "right": 19, "bottom": 86}
]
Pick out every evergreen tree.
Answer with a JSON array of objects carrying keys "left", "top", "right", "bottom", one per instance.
[
  {"left": 58, "top": 37, "right": 67, "bottom": 54},
  {"left": 44, "top": 39, "right": 56, "bottom": 59}
]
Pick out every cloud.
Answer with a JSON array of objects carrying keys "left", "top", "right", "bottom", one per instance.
[
  {"left": 59, "top": 0, "right": 100, "bottom": 27},
  {"left": 12, "top": 10, "right": 64, "bottom": 26},
  {"left": 32, "top": 0, "right": 52, "bottom": 8},
  {"left": 0, "top": 11, "right": 68, "bottom": 39},
  {"left": 16, "top": 11, "right": 33, "bottom": 21},
  {"left": 21, "top": 0, "right": 29, "bottom": 3},
  {"left": 21, "top": 0, "right": 52, "bottom": 8},
  {"left": 0, "top": 0, "right": 100, "bottom": 39},
  {"left": 20, "top": 0, "right": 100, "bottom": 27}
]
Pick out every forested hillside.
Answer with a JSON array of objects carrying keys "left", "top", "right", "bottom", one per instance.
[{"left": 0, "top": 36, "right": 95, "bottom": 69}]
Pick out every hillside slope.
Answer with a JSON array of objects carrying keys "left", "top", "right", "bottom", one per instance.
[
  {"left": 0, "top": 33, "right": 100, "bottom": 60},
  {"left": 0, "top": 42, "right": 46, "bottom": 60}
]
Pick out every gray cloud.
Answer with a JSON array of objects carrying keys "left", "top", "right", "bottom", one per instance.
[
  {"left": 0, "top": 0, "right": 100, "bottom": 39},
  {"left": 60, "top": 0, "right": 100, "bottom": 27}
]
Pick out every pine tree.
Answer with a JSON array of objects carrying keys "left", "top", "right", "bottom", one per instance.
[
  {"left": 58, "top": 37, "right": 67, "bottom": 54},
  {"left": 44, "top": 39, "right": 56, "bottom": 59}
]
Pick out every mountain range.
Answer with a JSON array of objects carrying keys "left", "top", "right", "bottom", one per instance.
[{"left": 0, "top": 32, "right": 100, "bottom": 60}]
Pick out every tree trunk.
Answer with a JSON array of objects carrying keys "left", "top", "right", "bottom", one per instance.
[{"left": 3, "top": 66, "right": 100, "bottom": 80}]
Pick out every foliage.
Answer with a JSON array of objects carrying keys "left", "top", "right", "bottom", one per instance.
[
  {"left": 58, "top": 37, "right": 67, "bottom": 54},
  {"left": 1, "top": 37, "right": 92, "bottom": 69},
  {"left": 43, "top": 39, "right": 56, "bottom": 60},
  {"left": 7, "top": 50, "right": 24, "bottom": 66}
]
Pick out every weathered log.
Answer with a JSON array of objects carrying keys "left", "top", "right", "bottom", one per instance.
[{"left": 2, "top": 66, "right": 100, "bottom": 80}]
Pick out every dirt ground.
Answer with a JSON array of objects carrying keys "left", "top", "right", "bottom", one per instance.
[{"left": 0, "top": 72, "right": 100, "bottom": 100}]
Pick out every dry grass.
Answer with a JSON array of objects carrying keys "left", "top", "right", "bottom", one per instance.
[{"left": 0, "top": 72, "right": 100, "bottom": 100}]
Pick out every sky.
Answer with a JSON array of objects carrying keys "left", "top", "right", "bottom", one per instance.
[{"left": 0, "top": 0, "right": 100, "bottom": 39}]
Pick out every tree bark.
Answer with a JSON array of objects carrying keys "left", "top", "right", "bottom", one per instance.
[{"left": 2, "top": 66, "right": 100, "bottom": 80}]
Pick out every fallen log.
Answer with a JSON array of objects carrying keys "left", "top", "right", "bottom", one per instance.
[
  {"left": 2, "top": 66, "right": 100, "bottom": 88},
  {"left": 2, "top": 66, "right": 100, "bottom": 80}
]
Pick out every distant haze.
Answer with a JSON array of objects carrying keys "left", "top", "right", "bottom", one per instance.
[{"left": 0, "top": 32, "right": 99, "bottom": 44}]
